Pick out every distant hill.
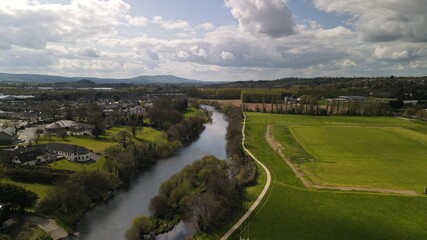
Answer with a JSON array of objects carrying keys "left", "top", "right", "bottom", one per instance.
[
  {"left": 0, "top": 72, "right": 204, "bottom": 85},
  {"left": 75, "top": 79, "right": 97, "bottom": 86}
]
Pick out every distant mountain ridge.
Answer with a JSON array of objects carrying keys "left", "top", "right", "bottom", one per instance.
[{"left": 0, "top": 72, "right": 204, "bottom": 85}]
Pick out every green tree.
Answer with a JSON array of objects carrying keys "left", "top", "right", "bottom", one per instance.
[
  {"left": 115, "top": 130, "right": 133, "bottom": 149},
  {"left": 128, "top": 115, "right": 143, "bottom": 138},
  {"left": 0, "top": 183, "right": 38, "bottom": 210},
  {"left": 125, "top": 215, "right": 155, "bottom": 240},
  {"left": 87, "top": 103, "right": 105, "bottom": 138}
]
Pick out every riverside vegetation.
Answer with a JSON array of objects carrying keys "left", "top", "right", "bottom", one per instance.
[
  {"left": 125, "top": 105, "right": 257, "bottom": 239},
  {"left": 0, "top": 96, "right": 210, "bottom": 235}
]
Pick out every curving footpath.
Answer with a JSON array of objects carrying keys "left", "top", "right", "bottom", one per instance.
[{"left": 221, "top": 114, "right": 272, "bottom": 240}]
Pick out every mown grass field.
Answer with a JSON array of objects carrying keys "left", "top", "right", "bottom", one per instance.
[
  {"left": 48, "top": 155, "right": 107, "bottom": 172},
  {"left": 39, "top": 126, "right": 167, "bottom": 153},
  {"left": 228, "top": 113, "right": 427, "bottom": 240},
  {"left": 0, "top": 178, "right": 52, "bottom": 202},
  {"left": 289, "top": 126, "right": 427, "bottom": 192}
]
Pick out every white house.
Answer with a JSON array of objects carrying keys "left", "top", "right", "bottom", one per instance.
[{"left": 46, "top": 143, "right": 91, "bottom": 162}]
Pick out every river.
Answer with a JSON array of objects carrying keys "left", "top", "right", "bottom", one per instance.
[{"left": 77, "top": 106, "right": 227, "bottom": 240}]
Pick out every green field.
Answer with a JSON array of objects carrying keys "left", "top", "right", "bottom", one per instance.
[
  {"left": 229, "top": 113, "right": 427, "bottom": 240},
  {"left": 33, "top": 125, "right": 167, "bottom": 191},
  {"left": 48, "top": 155, "right": 107, "bottom": 172},
  {"left": 39, "top": 126, "right": 167, "bottom": 153},
  {"left": 289, "top": 126, "right": 427, "bottom": 192},
  {"left": 0, "top": 178, "right": 52, "bottom": 202}
]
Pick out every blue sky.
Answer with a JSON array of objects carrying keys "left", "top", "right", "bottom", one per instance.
[{"left": 0, "top": 0, "right": 426, "bottom": 81}]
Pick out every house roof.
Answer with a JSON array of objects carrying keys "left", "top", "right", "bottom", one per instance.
[
  {"left": 46, "top": 142, "right": 89, "bottom": 154},
  {"left": 15, "top": 149, "right": 44, "bottom": 163},
  {"left": 46, "top": 120, "right": 78, "bottom": 129},
  {"left": 0, "top": 127, "right": 15, "bottom": 136}
]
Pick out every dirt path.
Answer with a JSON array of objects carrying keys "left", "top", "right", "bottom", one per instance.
[
  {"left": 24, "top": 215, "right": 69, "bottom": 240},
  {"left": 265, "top": 124, "right": 418, "bottom": 196},
  {"left": 221, "top": 114, "right": 272, "bottom": 240}
]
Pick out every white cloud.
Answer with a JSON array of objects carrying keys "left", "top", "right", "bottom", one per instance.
[
  {"left": 190, "top": 46, "right": 208, "bottom": 57},
  {"left": 196, "top": 23, "right": 215, "bottom": 31},
  {"left": 225, "top": 0, "right": 296, "bottom": 38},
  {"left": 177, "top": 50, "right": 189, "bottom": 59},
  {"left": 128, "top": 16, "right": 148, "bottom": 27},
  {"left": 313, "top": 0, "right": 427, "bottom": 42},
  {"left": 337, "top": 59, "right": 357, "bottom": 68},
  {"left": 221, "top": 51, "right": 235, "bottom": 60},
  {"left": 0, "top": 0, "right": 426, "bottom": 81},
  {"left": 152, "top": 16, "right": 189, "bottom": 30},
  {"left": 0, "top": 0, "right": 131, "bottom": 49}
]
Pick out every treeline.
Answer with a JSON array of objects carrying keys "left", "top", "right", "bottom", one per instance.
[
  {"left": 199, "top": 76, "right": 426, "bottom": 100},
  {"left": 187, "top": 87, "right": 368, "bottom": 103},
  {"left": 241, "top": 89, "right": 285, "bottom": 103},
  {"left": 222, "top": 105, "right": 257, "bottom": 187},
  {"left": 3, "top": 164, "right": 72, "bottom": 185},
  {"left": 104, "top": 141, "right": 182, "bottom": 183},
  {"left": 167, "top": 116, "right": 206, "bottom": 145},
  {"left": 186, "top": 88, "right": 243, "bottom": 99},
  {"left": 241, "top": 88, "right": 367, "bottom": 103},
  {"left": 244, "top": 97, "right": 396, "bottom": 116},
  {"left": 37, "top": 171, "right": 120, "bottom": 226}
]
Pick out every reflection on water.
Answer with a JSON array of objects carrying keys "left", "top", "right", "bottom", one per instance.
[
  {"left": 77, "top": 106, "right": 227, "bottom": 240},
  {"left": 156, "top": 221, "right": 196, "bottom": 240}
]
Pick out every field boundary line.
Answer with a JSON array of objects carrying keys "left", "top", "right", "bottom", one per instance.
[
  {"left": 221, "top": 114, "right": 272, "bottom": 240},
  {"left": 265, "top": 125, "right": 418, "bottom": 196}
]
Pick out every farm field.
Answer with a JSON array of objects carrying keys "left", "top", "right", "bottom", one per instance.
[
  {"left": 289, "top": 126, "right": 427, "bottom": 192},
  {"left": 229, "top": 113, "right": 427, "bottom": 240}
]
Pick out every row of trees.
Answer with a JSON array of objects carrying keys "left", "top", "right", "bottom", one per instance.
[
  {"left": 189, "top": 77, "right": 426, "bottom": 100},
  {"left": 104, "top": 140, "right": 182, "bottom": 184},
  {"left": 37, "top": 171, "right": 120, "bottom": 226},
  {"left": 222, "top": 105, "right": 257, "bottom": 187},
  {"left": 187, "top": 87, "right": 368, "bottom": 103},
  {"left": 3, "top": 165, "right": 72, "bottom": 185},
  {"left": 186, "top": 88, "right": 243, "bottom": 99},
  {"left": 244, "top": 98, "right": 396, "bottom": 116}
]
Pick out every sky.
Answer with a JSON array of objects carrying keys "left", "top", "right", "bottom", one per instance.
[{"left": 0, "top": 0, "right": 426, "bottom": 81}]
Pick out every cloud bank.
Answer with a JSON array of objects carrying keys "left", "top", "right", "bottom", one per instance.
[{"left": 0, "top": 0, "right": 425, "bottom": 81}]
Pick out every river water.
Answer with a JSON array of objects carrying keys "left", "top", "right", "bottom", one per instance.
[{"left": 77, "top": 106, "right": 227, "bottom": 240}]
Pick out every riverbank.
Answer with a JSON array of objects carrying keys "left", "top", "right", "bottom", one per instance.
[{"left": 76, "top": 106, "right": 228, "bottom": 240}]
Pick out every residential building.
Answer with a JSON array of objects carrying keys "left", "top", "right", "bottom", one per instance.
[
  {"left": 12, "top": 149, "right": 47, "bottom": 166},
  {"left": 0, "top": 127, "right": 17, "bottom": 145}
]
